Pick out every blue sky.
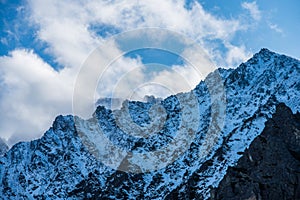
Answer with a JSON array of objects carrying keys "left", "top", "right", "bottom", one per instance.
[
  {"left": 1, "top": 0, "right": 299, "bottom": 68},
  {"left": 0, "top": 0, "right": 299, "bottom": 146},
  {"left": 200, "top": 0, "right": 300, "bottom": 59}
]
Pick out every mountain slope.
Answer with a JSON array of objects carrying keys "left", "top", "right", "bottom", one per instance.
[
  {"left": 210, "top": 103, "right": 300, "bottom": 200},
  {"left": 0, "top": 49, "right": 299, "bottom": 199}
]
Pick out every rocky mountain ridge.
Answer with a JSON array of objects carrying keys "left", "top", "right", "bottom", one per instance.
[
  {"left": 0, "top": 48, "right": 299, "bottom": 199},
  {"left": 210, "top": 103, "right": 300, "bottom": 200}
]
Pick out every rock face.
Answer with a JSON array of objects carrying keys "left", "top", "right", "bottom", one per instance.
[
  {"left": 0, "top": 49, "right": 299, "bottom": 199},
  {"left": 210, "top": 103, "right": 300, "bottom": 200}
]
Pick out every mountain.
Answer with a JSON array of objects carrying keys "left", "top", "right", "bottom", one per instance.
[
  {"left": 210, "top": 103, "right": 300, "bottom": 199},
  {"left": 95, "top": 96, "right": 163, "bottom": 110},
  {"left": 0, "top": 138, "right": 8, "bottom": 157},
  {"left": 95, "top": 97, "right": 124, "bottom": 110},
  {"left": 0, "top": 49, "right": 299, "bottom": 199}
]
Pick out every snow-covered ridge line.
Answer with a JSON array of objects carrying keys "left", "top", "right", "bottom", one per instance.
[{"left": 0, "top": 48, "right": 299, "bottom": 199}]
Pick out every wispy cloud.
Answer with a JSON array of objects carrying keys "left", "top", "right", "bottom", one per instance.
[
  {"left": 225, "top": 44, "right": 252, "bottom": 67},
  {"left": 268, "top": 22, "right": 283, "bottom": 34},
  {"left": 242, "top": 1, "right": 261, "bottom": 21}
]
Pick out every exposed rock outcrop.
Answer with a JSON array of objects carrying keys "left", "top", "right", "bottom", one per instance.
[{"left": 211, "top": 103, "right": 300, "bottom": 200}]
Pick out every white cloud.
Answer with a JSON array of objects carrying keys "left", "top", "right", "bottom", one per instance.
[
  {"left": 268, "top": 23, "right": 283, "bottom": 34},
  {"left": 28, "top": 0, "right": 243, "bottom": 68},
  {"left": 0, "top": 49, "right": 73, "bottom": 146},
  {"left": 1, "top": 0, "right": 255, "bottom": 146},
  {"left": 225, "top": 44, "right": 251, "bottom": 67},
  {"left": 242, "top": 1, "right": 261, "bottom": 21}
]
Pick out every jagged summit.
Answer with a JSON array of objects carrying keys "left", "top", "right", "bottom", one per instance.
[
  {"left": 258, "top": 47, "right": 273, "bottom": 54},
  {"left": 0, "top": 49, "right": 299, "bottom": 199},
  {"left": 254, "top": 48, "right": 287, "bottom": 60}
]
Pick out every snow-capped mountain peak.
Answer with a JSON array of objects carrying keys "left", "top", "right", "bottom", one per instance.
[{"left": 0, "top": 49, "right": 299, "bottom": 199}]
